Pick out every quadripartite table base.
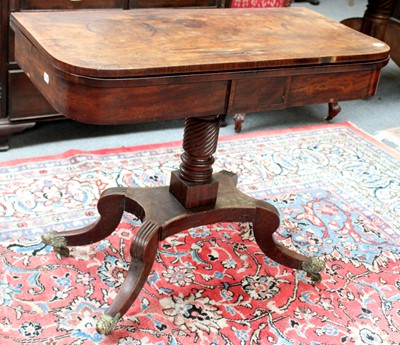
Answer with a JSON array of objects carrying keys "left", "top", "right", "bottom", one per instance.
[{"left": 41, "top": 115, "right": 325, "bottom": 335}]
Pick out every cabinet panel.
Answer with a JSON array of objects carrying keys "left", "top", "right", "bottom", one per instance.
[
  {"left": 8, "top": 70, "right": 56, "bottom": 119},
  {"left": 130, "top": 0, "right": 225, "bottom": 8},
  {"left": 288, "top": 70, "right": 379, "bottom": 106},
  {"left": 1, "top": 1, "right": 6, "bottom": 118},
  {"left": 18, "top": 0, "right": 126, "bottom": 10},
  {"left": 229, "top": 76, "right": 287, "bottom": 113}
]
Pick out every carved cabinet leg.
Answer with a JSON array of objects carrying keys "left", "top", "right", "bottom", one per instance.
[
  {"left": 0, "top": 120, "right": 36, "bottom": 151},
  {"left": 361, "top": 0, "right": 394, "bottom": 40}
]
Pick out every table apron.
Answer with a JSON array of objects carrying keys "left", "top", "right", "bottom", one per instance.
[{"left": 14, "top": 30, "right": 388, "bottom": 125}]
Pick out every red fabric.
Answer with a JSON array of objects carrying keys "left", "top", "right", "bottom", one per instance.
[{"left": 230, "top": 0, "right": 290, "bottom": 8}]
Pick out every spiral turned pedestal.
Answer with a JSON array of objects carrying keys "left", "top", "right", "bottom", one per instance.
[{"left": 169, "top": 116, "right": 221, "bottom": 208}]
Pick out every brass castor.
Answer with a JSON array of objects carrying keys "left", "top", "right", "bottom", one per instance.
[
  {"left": 301, "top": 257, "right": 325, "bottom": 283},
  {"left": 306, "top": 272, "right": 322, "bottom": 283},
  {"left": 41, "top": 231, "right": 70, "bottom": 257},
  {"left": 96, "top": 313, "right": 121, "bottom": 335}
]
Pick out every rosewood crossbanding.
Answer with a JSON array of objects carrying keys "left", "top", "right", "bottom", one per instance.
[{"left": 10, "top": 7, "right": 390, "bottom": 335}]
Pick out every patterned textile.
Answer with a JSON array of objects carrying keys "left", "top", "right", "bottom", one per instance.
[
  {"left": 0, "top": 123, "right": 399, "bottom": 344},
  {"left": 230, "top": 0, "right": 291, "bottom": 8}
]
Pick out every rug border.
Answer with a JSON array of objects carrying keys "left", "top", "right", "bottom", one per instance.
[{"left": 1, "top": 122, "right": 398, "bottom": 168}]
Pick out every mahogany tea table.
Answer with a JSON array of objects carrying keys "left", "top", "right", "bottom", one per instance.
[{"left": 10, "top": 7, "right": 390, "bottom": 335}]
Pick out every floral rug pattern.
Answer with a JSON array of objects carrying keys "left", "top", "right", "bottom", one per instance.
[{"left": 0, "top": 123, "right": 399, "bottom": 344}]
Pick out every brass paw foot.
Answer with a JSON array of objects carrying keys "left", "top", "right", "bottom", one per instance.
[
  {"left": 301, "top": 257, "right": 325, "bottom": 283},
  {"left": 41, "top": 231, "right": 70, "bottom": 257},
  {"left": 96, "top": 313, "right": 121, "bottom": 335},
  {"left": 306, "top": 272, "right": 322, "bottom": 283}
]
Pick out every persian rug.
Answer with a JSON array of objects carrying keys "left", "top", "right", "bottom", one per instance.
[{"left": 0, "top": 122, "right": 399, "bottom": 345}]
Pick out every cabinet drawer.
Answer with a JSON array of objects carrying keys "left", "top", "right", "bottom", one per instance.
[
  {"left": 288, "top": 70, "right": 380, "bottom": 106},
  {"left": 19, "top": 0, "right": 126, "bottom": 10},
  {"left": 228, "top": 76, "right": 287, "bottom": 114},
  {"left": 8, "top": 70, "right": 56, "bottom": 119},
  {"left": 50, "top": 79, "right": 230, "bottom": 124},
  {"left": 130, "top": 0, "right": 224, "bottom": 8}
]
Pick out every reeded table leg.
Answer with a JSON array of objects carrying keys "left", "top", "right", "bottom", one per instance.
[
  {"left": 42, "top": 115, "right": 325, "bottom": 335},
  {"left": 97, "top": 220, "right": 161, "bottom": 335}
]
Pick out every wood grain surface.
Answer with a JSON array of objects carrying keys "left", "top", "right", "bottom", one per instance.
[{"left": 10, "top": 8, "right": 390, "bottom": 78}]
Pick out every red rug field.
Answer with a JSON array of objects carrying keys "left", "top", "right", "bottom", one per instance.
[{"left": 0, "top": 123, "right": 399, "bottom": 344}]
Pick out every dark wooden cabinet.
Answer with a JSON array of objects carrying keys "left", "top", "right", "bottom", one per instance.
[
  {"left": 341, "top": 0, "right": 400, "bottom": 67},
  {"left": 0, "top": 0, "right": 230, "bottom": 149},
  {"left": 130, "top": 0, "right": 227, "bottom": 7}
]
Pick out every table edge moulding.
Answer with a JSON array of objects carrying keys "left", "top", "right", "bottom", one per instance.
[{"left": 10, "top": 7, "right": 390, "bottom": 335}]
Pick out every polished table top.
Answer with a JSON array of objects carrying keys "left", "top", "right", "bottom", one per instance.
[
  {"left": 10, "top": 8, "right": 390, "bottom": 126},
  {"left": 11, "top": 8, "right": 390, "bottom": 78}
]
